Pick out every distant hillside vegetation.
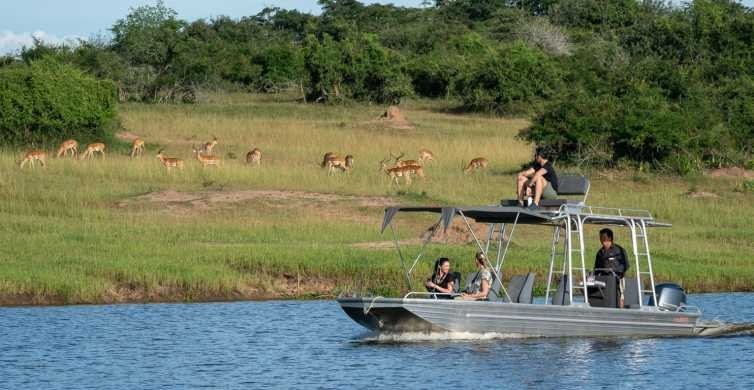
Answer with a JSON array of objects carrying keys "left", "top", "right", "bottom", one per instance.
[{"left": 2, "top": 0, "right": 754, "bottom": 171}]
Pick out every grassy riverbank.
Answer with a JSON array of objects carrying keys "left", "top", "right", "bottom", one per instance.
[{"left": 1, "top": 93, "right": 753, "bottom": 305}]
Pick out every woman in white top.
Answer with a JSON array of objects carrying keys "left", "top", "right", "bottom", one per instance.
[{"left": 460, "top": 252, "right": 491, "bottom": 300}]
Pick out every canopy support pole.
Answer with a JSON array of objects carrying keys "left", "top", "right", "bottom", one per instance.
[
  {"left": 389, "top": 221, "right": 413, "bottom": 291},
  {"left": 407, "top": 218, "right": 443, "bottom": 276},
  {"left": 459, "top": 210, "right": 511, "bottom": 302}
]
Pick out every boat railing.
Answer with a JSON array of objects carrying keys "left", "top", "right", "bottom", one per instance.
[
  {"left": 558, "top": 204, "right": 654, "bottom": 220},
  {"left": 404, "top": 292, "right": 459, "bottom": 299},
  {"left": 662, "top": 304, "right": 702, "bottom": 314}
]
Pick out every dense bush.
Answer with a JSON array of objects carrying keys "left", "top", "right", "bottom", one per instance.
[
  {"left": 0, "top": 58, "right": 116, "bottom": 145},
  {"left": 2, "top": 0, "right": 754, "bottom": 170},
  {"left": 453, "top": 41, "right": 563, "bottom": 114},
  {"left": 304, "top": 33, "right": 412, "bottom": 103}
]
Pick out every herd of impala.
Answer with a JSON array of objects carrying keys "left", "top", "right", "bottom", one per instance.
[{"left": 18, "top": 137, "right": 490, "bottom": 184}]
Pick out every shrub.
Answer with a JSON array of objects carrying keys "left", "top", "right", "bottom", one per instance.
[
  {"left": 303, "top": 33, "right": 413, "bottom": 103},
  {"left": 0, "top": 58, "right": 117, "bottom": 146},
  {"left": 453, "top": 41, "right": 563, "bottom": 114}
]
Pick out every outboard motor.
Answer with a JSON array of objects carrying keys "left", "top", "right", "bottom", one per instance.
[{"left": 648, "top": 283, "right": 687, "bottom": 310}]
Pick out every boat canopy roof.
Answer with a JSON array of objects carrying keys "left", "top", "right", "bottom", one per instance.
[{"left": 381, "top": 205, "right": 670, "bottom": 233}]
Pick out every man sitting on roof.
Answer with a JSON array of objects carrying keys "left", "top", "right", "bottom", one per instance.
[{"left": 516, "top": 147, "right": 559, "bottom": 209}]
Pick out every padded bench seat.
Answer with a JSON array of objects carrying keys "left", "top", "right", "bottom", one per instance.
[{"left": 502, "top": 174, "right": 590, "bottom": 208}]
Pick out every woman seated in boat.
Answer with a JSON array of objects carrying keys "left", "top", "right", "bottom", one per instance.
[
  {"left": 459, "top": 252, "right": 491, "bottom": 300},
  {"left": 425, "top": 257, "right": 455, "bottom": 297}
]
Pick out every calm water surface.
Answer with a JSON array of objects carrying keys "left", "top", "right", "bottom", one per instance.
[{"left": 1, "top": 293, "right": 753, "bottom": 389}]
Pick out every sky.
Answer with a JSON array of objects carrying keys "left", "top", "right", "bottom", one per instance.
[
  {"left": 0, "top": 0, "right": 426, "bottom": 54},
  {"left": 1, "top": 0, "right": 753, "bottom": 54}
]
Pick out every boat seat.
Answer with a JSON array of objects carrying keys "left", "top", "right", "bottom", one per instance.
[
  {"left": 464, "top": 271, "right": 479, "bottom": 293},
  {"left": 487, "top": 273, "right": 502, "bottom": 301},
  {"left": 552, "top": 275, "right": 570, "bottom": 305},
  {"left": 623, "top": 277, "right": 644, "bottom": 308},
  {"left": 507, "top": 275, "right": 525, "bottom": 302},
  {"left": 505, "top": 272, "right": 536, "bottom": 303},
  {"left": 518, "top": 273, "right": 536, "bottom": 304},
  {"left": 451, "top": 272, "right": 461, "bottom": 294},
  {"left": 501, "top": 174, "right": 590, "bottom": 208}
]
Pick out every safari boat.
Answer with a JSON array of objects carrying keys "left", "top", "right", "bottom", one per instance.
[{"left": 338, "top": 179, "right": 725, "bottom": 337}]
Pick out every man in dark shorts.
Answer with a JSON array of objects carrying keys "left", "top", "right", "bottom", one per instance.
[{"left": 516, "top": 147, "right": 559, "bottom": 209}]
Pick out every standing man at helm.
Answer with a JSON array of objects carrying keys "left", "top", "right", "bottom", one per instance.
[{"left": 594, "top": 228, "right": 630, "bottom": 308}]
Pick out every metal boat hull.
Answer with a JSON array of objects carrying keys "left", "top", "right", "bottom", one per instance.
[{"left": 338, "top": 297, "right": 718, "bottom": 337}]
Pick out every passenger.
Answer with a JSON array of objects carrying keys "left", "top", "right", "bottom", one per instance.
[
  {"left": 594, "top": 228, "right": 629, "bottom": 307},
  {"left": 459, "top": 252, "right": 492, "bottom": 301},
  {"left": 516, "top": 147, "right": 559, "bottom": 209},
  {"left": 425, "top": 257, "right": 455, "bottom": 297}
]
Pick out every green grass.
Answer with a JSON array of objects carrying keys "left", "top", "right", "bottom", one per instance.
[{"left": 1, "top": 93, "right": 753, "bottom": 305}]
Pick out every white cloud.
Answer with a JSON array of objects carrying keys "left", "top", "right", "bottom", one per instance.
[{"left": 0, "top": 30, "right": 82, "bottom": 55}]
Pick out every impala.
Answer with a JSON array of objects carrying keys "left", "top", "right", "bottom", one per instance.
[
  {"left": 56, "top": 139, "right": 78, "bottom": 159},
  {"left": 203, "top": 136, "right": 218, "bottom": 154},
  {"left": 418, "top": 148, "right": 434, "bottom": 163},
  {"left": 156, "top": 150, "right": 184, "bottom": 171},
  {"left": 391, "top": 151, "right": 421, "bottom": 167},
  {"left": 193, "top": 146, "right": 221, "bottom": 167},
  {"left": 379, "top": 157, "right": 425, "bottom": 185},
  {"left": 327, "top": 154, "right": 354, "bottom": 175},
  {"left": 19, "top": 150, "right": 47, "bottom": 168},
  {"left": 463, "top": 157, "right": 489, "bottom": 174},
  {"left": 130, "top": 138, "right": 145, "bottom": 159},
  {"left": 321, "top": 152, "right": 338, "bottom": 168},
  {"left": 246, "top": 148, "right": 262, "bottom": 166},
  {"left": 81, "top": 143, "right": 106, "bottom": 160}
]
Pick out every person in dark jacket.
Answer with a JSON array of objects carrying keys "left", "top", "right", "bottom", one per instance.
[
  {"left": 425, "top": 257, "right": 455, "bottom": 297},
  {"left": 594, "top": 228, "right": 629, "bottom": 278},
  {"left": 594, "top": 228, "right": 629, "bottom": 308}
]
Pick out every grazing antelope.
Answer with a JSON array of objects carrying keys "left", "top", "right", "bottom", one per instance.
[
  {"left": 130, "top": 138, "right": 145, "bottom": 159},
  {"left": 321, "top": 152, "right": 338, "bottom": 168},
  {"left": 246, "top": 148, "right": 262, "bottom": 166},
  {"left": 327, "top": 154, "right": 354, "bottom": 175},
  {"left": 156, "top": 149, "right": 184, "bottom": 171},
  {"left": 463, "top": 157, "right": 489, "bottom": 174},
  {"left": 391, "top": 151, "right": 421, "bottom": 167},
  {"left": 203, "top": 136, "right": 218, "bottom": 154},
  {"left": 19, "top": 150, "right": 47, "bottom": 168},
  {"left": 379, "top": 157, "right": 425, "bottom": 185},
  {"left": 418, "top": 148, "right": 434, "bottom": 163},
  {"left": 81, "top": 143, "right": 106, "bottom": 160},
  {"left": 56, "top": 139, "right": 78, "bottom": 159},
  {"left": 192, "top": 146, "right": 221, "bottom": 167}
]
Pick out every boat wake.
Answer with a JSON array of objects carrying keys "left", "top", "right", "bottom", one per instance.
[
  {"left": 354, "top": 331, "right": 535, "bottom": 344},
  {"left": 698, "top": 322, "right": 754, "bottom": 337}
]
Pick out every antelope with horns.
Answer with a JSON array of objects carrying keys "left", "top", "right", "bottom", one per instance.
[
  {"left": 379, "top": 157, "right": 425, "bottom": 185},
  {"left": 56, "top": 139, "right": 78, "bottom": 159},
  {"left": 246, "top": 148, "right": 262, "bottom": 166},
  {"left": 81, "top": 143, "right": 106, "bottom": 160},
  {"left": 321, "top": 152, "right": 338, "bottom": 168},
  {"left": 130, "top": 138, "right": 145, "bottom": 159},
  {"left": 203, "top": 136, "right": 218, "bottom": 154},
  {"left": 327, "top": 154, "right": 354, "bottom": 175},
  {"left": 156, "top": 149, "right": 184, "bottom": 171},
  {"left": 463, "top": 157, "right": 489, "bottom": 174},
  {"left": 19, "top": 150, "right": 47, "bottom": 168},
  {"left": 390, "top": 151, "right": 421, "bottom": 167},
  {"left": 192, "top": 146, "right": 221, "bottom": 167},
  {"left": 418, "top": 148, "right": 434, "bottom": 163}
]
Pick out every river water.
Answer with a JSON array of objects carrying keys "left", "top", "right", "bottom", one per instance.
[{"left": 1, "top": 293, "right": 753, "bottom": 389}]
